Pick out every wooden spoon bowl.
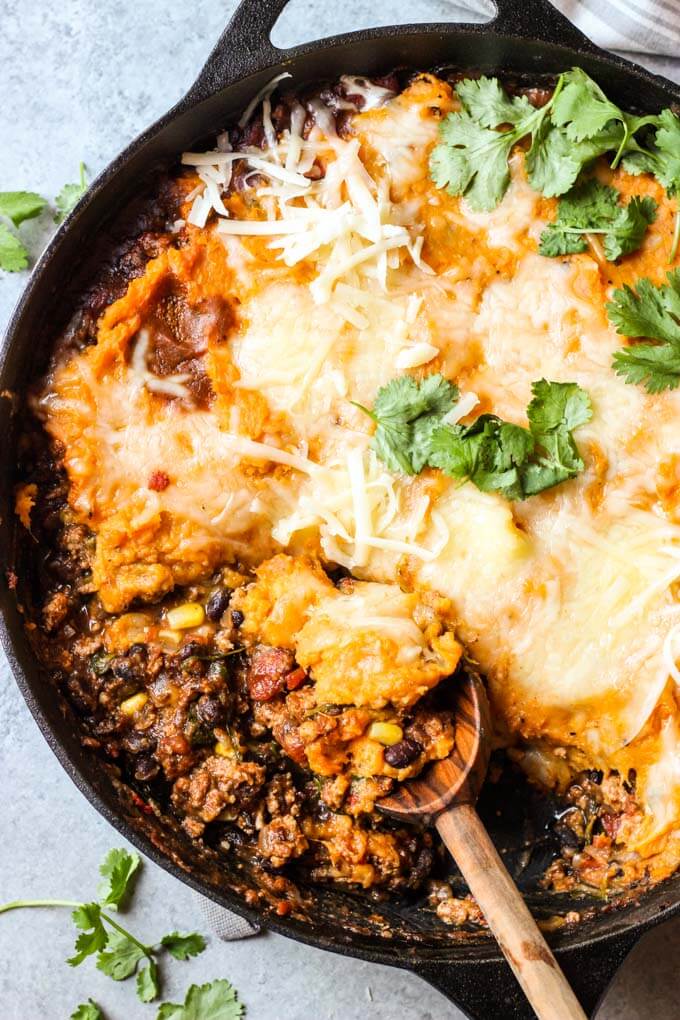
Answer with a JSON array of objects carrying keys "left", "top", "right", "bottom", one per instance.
[
  {"left": 379, "top": 667, "right": 589, "bottom": 1020},
  {"left": 380, "top": 666, "right": 492, "bottom": 820}
]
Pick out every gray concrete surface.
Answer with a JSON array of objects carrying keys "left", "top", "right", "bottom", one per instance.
[{"left": 1, "top": 2, "right": 679, "bottom": 1017}]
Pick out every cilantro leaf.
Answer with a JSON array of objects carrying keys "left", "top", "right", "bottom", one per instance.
[
  {"left": 0, "top": 191, "right": 47, "bottom": 227},
  {"left": 157, "top": 979, "right": 245, "bottom": 1020},
  {"left": 612, "top": 341, "right": 680, "bottom": 393},
  {"left": 68, "top": 903, "right": 108, "bottom": 966},
  {"left": 622, "top": 109, "right": 680, "bottom": 196},
  {"left": 429, "top": 417, "right": 535, "bottom": 502},
  {"left": 161, "top": 931, "right": 207, "bottom": 961},
  {"left": 429, "top": 113, "right": 517, "bottom": 211},
  {"left": 430, "top": 70, "right": 623, "bottom": 210},
  {"left": 137, "top": 958, "right": 161, "bottom": 1003},
  {"left": 522, "top": 380, "right": 592, "bottom": 494},
  {"left": 539, "top": 179, "right": 656, "bottom": 261},
  {"left": 608, "top": 272, "right": 680, "bottom": 343},
  {"left": 55, "top": 162, "right": 88, "bottom": 223},
  {"left": 608, "top": 271, "right": 680, "bottom": 391},
  {"left": 98, "top": 847, "right": 140, "bottom": 908},
  {"left": 551, "top": 68, "right": 625, "bottom": 144},
  {"left": 430, "top": 76, "right": 550, "bottom": 211},
  {"left": 70, "top": 1000, "right": 103, "bottom": 1020},
  {"left": 355, "top": 373, "right": 458, "bottom": 475},
  {"left": 0, "top": 223, "right": 29, "bottom": 272},
  {"left": 455, "top": 76, "right": 533, "bottom": 127},
  {"left": 602, "top": 195, "right": 657, "bottom": 261},
  {"left": 527, "top": 379, "right": 592, "bottom": 433},
  {"left": 96, "top": 928, "right": 145, "bottom": 980}
]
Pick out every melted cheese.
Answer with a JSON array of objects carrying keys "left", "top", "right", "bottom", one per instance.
[{"left": 39, "top": 74, "right": 680, "bottom": 854}]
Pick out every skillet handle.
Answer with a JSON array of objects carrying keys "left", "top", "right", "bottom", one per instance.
[
  {"left": 411, "top": 927, "right": 639, "bottom": 1020},
  {"left": 491, "top": 0, "right": 603, "bottom": 53},
  {"left": 182, "top": 0, "right": 289, "bottom": 106}
]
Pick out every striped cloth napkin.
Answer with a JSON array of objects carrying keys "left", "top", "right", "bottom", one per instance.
[
  {"left": 194, "top": 0, "right": 680, "bottom": 941},
  {"left": 463, "top": 0, "right": 680, "bottom": 54}
]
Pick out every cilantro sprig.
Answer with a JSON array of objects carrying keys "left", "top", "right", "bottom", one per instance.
[
  {"left": 430, "top": 68, "right": 680, "bottom": 259},
  {"left": 609, "top": 270, "right": 680, "bottom": 392},
  {"left": 0, "top": 848, "right": 208, "bottom": 1010},
  {"left": 0, "top": 164, "right": 89, "bottom": 272},
  {"left": 71, "top": 1000, "right": 104, "bottom": 1020},
  {"left": 356, "top": 374, "right": 592, "bottom": 500},
  {"left": 55, "top": 162, "right": 89, "bottom": 223},
  {"left": 430, "top": 77, "right": 555, "bottom": 212},
  {"left": 158, "top": 980, "right": 245, "bottom": 1020},
  {"left": 352, "top": 374, "right": 459, "bottom": 475},
  {"left": 539, "top": 179, "right": 657, "bottom": 262}
]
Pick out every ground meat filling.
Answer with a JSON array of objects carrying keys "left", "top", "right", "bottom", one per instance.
[{"left": 21, "top": 535, "right": 460, "bottom": 892}]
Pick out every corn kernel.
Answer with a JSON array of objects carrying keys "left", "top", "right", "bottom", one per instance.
[
  {"left": 158, "top": 628, "right": 182, "bottom": 645},
  {"left": 368, "top": 722, "right": 403, "bottom": 746},
  {"left": 166, "top": 602, "right": 205, "bottom": 630},
  {"left": 214, "top": 739, "right": 235, "bottom": 758},
  {"left": 120, "top": 692, "right": 148, "bottom": 717}
]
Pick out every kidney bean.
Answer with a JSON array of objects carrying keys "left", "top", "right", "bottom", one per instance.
[
  {"left": 383, "top": 737, "right": 423, "bottom": 769},
  {"left": 246, "top": 645, "right": 295, "bottom": 702},
  {"left": 285, "top": 667, "right": 307, "bottom": 691}
]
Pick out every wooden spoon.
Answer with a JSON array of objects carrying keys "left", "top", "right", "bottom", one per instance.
[{"left": 379, "top": 669, "right": 588, "bottom": 1020}]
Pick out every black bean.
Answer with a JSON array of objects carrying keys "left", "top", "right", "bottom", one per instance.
[
  {"left": 383, "top": 737, "right": 423, "bottom": 769},
  {"left": 179, "top": 640, "right": 205, "bottom": 661},
  {"left": 206, "top": 588, "right": 231, "bottom": 622},
  {"left": 111, "top": 658, "right": 136, "bottom": 681},
  {"left": 134, "top": 755, "right": 160, "bottom": 782},
  {"left": 195, "top": 695, "right": 225, "bottom": 726},
  {"left": 555, "top": 824, "right": 581, "bottom": 849},
  {"left": 123, "top": 730, "right": 154, "bottom": 754},
  {"left": 231, "top": 609, "right": 245, "bottom": 628}
]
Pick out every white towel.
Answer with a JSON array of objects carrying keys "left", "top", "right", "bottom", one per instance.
[{"left": 196, "top": 0, "right": 679, "bottom": 942}]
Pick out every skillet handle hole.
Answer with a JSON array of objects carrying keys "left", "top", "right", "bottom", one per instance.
[{"left": 270, "top": 0, "right": 494, "bottom": 49}]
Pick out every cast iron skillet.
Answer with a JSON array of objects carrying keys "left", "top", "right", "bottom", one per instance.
[{"left": 2, "top": 1, "right": 680, "bottom": 1017}]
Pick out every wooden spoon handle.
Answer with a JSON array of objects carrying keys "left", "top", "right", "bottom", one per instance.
[{"left": 436, "top": 803, "right": 588, "bottom": 1020}]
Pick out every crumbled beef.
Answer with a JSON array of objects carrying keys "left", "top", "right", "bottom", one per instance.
[
  {"left": 42, "top": 590, "right": 70, "bottom": 632},
  {"left": 258, "top": 816, "right": 308, "bottom": 867},
  {"left": 172, "top": 756, "right": 266, "bottom": 836},
  {"left": 265, "top": 773, "right": 299, "bottom": 818}
]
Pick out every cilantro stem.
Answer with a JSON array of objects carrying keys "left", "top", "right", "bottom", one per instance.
[
  {"left": 99, "top": 911, "right": 152, "bottom": 958},
  {"left": 610, "top": 122, "right": 632, "bottom": 171},
  {"left": 0, "top": 899, "right": 82, "bottom": 912},
  {"left": 670, "top": 207, "right": 680, "bottom": 263}
]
